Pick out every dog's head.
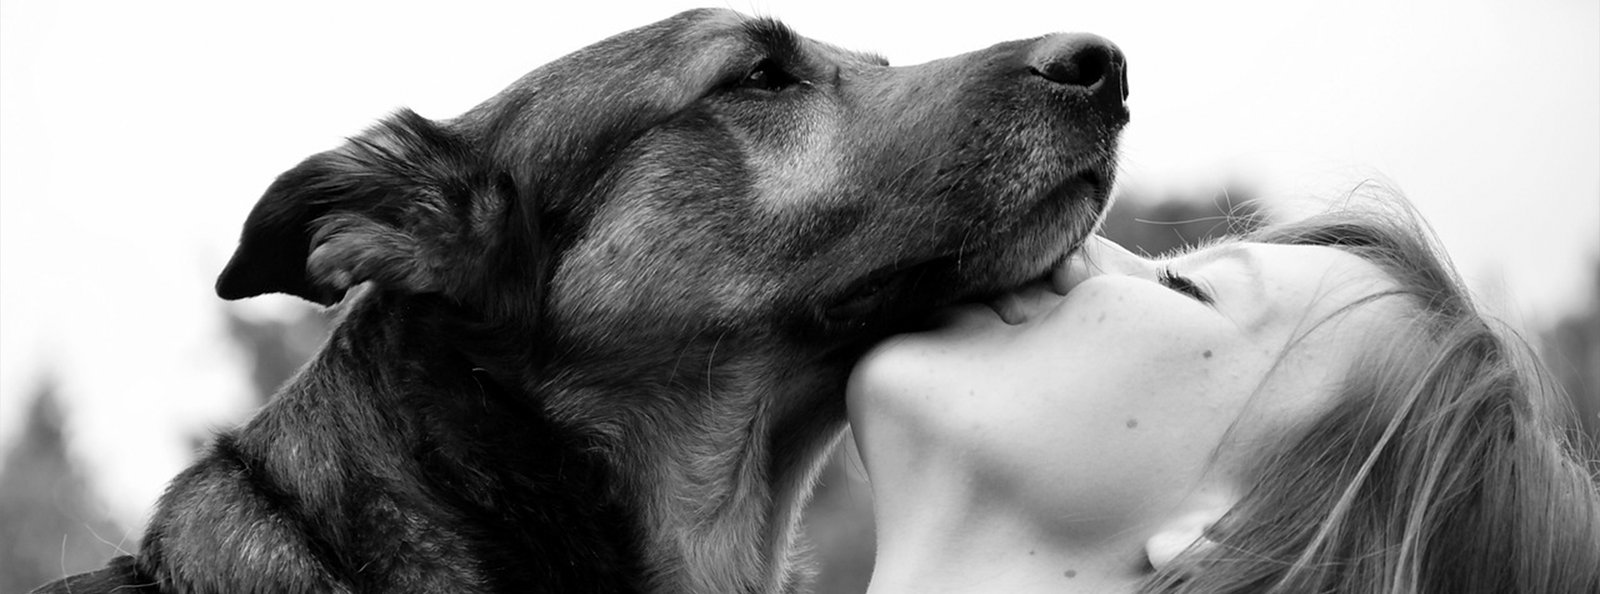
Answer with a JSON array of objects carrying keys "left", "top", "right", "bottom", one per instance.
[{"left": 217, "top": 8, "right": 1126, "bottom": 364}]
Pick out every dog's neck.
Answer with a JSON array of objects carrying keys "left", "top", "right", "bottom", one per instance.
[
  {"left": 316, "top": 292, "right": 650, "bottom": 590},
  {"left": 526, "top": 334, "right": 856, "bottom": 594},
  {"left": 355, "top": 291, "right": 855, "bottom": 593}
]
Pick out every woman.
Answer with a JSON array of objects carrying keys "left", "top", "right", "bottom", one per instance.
[{"left": 846, "top": 203, "right": 1600, "bottom": 593}]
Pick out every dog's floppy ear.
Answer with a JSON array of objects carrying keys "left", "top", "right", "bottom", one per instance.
[{"left": 217, "top": 109, "right": 537, "bottom": 312}]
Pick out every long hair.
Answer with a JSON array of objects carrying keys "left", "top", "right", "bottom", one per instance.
[{"left": 1140, "top": 201, "right": 1600, "bottom": 593}]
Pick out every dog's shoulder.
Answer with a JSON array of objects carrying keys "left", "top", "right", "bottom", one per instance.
[{"left": 137, "top": 431, "right": 358, "bottom": 593}]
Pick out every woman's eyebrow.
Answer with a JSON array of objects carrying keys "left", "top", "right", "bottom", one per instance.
[{"left": 1192, "top": 243, "right": 1257, "bottom": 271}]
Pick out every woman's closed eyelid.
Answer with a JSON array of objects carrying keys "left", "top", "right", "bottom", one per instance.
[{"left": 1158, "top": 267, "right": 1214, "bottom": 304}]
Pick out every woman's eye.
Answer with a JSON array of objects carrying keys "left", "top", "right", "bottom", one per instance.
[
  {"left": 738, "top": 59, "right": 799, "bottom": 92},
  {"left": 1159, "top": 267, "right": 1214, "bottom": 304}
]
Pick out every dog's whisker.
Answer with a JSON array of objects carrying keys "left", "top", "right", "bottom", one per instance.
[
  {"left": 666, "top": 328, "right": 706, "bottom": 389},
  {"left": 1132, "top": 215, "right": 1235, "bottom": 227},
  {"left": 705, "top": 330, "right": 729, "bottom": 395}
]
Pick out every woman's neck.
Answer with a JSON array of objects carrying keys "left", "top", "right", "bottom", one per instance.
[{"left": 863, "top": 467, "right": 1150, "bottom": 594}]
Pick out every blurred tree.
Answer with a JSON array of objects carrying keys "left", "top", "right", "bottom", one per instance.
[
  {"left": 1100, "top": 182, "right": 1265, "bottom": 256},
  {"left": 0, "top": 378, "right": 129, "bottom": 592},
  {"left": 172, "top": 304, "right": 332, "bottom": 453},
  {"left": 1539, "top": 258, "right": 1600, "bottom": 449},
  {"left": 223, "top": 304, "right": 331, "bottom": 408}
]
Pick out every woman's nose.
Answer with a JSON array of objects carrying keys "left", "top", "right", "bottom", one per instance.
[{"left": 1051, "top": 235, "right": 1154, "bottom": 294}]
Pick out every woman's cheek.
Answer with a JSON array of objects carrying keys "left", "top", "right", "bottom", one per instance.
[
  {"left": 1047, "top": 286, "right": 1246, "bottom": 402},
  {"left": 1052, "top": 283, "right": 1217, "bottom": 355}
]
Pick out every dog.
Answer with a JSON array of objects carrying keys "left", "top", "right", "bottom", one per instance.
[{"left": 35, "top": 8, "right": 1126, "bottom": 594}]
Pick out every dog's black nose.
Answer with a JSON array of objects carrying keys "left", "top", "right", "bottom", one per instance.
[{"left": 1029, "top": 33, "right": 1128, "bottom": 111}]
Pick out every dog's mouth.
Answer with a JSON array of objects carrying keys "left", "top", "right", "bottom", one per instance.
[
  {"left": 979, "top": 243, "right": 1082, "bottom": 325},
  {"left": 821, "top": 165, "right": 1109, "bottom": 330}
]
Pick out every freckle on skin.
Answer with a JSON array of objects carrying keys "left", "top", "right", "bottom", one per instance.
[
  {"left": 1203, "top": 350, "right": 1213, "bottom": 359},
  {"left": 1125, "top": 419, "right": 1138, "bottom": 429},
  {"left": 1065, "top": 570, "right": 1077, "bottom": 578}
]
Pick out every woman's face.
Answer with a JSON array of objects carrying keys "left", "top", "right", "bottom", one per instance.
[{"left": 848, "top": 236, "right": 1403, "bottom": 540}]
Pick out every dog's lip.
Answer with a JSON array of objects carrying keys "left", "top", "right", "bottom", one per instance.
[
  {"left": 822, "top": 253, "right": 955, "bottom": 322},
  {"left": 1070, "top": 166, "right": 1106, "bottom": 193},
  {"left": 1049, "top": 154, "right": 1111, "bottom": 194}
]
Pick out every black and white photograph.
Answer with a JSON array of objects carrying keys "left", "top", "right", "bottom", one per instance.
[{"left": 3, "top": 1, "right": 1597, "bottom": 592}]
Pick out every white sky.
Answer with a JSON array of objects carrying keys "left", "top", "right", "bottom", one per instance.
[{"left": 2, "top": 0, "right": 1596, "bottom": 530}]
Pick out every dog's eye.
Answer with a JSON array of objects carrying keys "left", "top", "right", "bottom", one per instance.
[{"left": 738, "top": 59, "right": 799, "bottom": 92}]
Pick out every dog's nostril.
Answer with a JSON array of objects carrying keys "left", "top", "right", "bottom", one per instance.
[
  {"left": 1029, "top": 33, "right": 1128, "bottom": 105},
  {"left": 1033, "top": 45, "right": 1110, "bottom": 87}
]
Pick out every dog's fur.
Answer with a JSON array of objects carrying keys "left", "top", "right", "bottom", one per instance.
[{"left": 36, "top": 9, "right": 1126, "bottom": 594}]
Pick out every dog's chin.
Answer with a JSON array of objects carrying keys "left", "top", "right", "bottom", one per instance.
[
  {"left": 963, "top": 164, "right": 1108, "bottom": 288},
  {"left": 824, "top": 166, "right": 1108, "bottom": 336},
  {"left": 898, "top": 160, "right": 1113, "bottom": 332},
  {"left": 832, "top": 192, "right": 1107, "bottom": 337}
]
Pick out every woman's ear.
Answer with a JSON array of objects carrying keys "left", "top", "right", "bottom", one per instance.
[{"left": 1144, "top": 494, "right": 1234, "bottom": 571}]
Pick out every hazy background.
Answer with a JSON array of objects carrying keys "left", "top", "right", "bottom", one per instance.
[{"left": 3, "top": 0, "right": 1596, "bottom": 590}]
